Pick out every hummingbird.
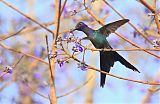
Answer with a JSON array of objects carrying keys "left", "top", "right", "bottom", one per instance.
[{"left": 73, "top": 19, "right": 140, "bottom": 87}]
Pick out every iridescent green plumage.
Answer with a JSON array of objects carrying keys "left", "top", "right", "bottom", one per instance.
[{"left": 74, "top": 19, "right": 140, "bottom": 87}]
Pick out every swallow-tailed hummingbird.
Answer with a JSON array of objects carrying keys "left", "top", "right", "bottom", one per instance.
[{"left": 73, "top": 19, "right": 140, "bottom": 87}]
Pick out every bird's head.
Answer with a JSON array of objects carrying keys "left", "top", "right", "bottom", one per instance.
[{"left": 74, "top": 22, "right": 88, "bottom": 31}]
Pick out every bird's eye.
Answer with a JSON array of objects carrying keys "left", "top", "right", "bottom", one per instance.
[
  {"left": 76, "top": 22, "right": 84, "bottom": 29},
  {"left": 77, "top": 24, "right": 81, "bottom": 28},
  {"left": 80, "top": 22, "right": 83, "bottom": 25}
]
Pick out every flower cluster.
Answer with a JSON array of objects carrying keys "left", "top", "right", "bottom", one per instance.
[
  {"left": 56, "top": 32, "right": 84, "bottom": 68},
  {"left": 48, "top": 50, "right": 57, "bottom": 59},
  {"left": 57, "top": 59, "right": 64, "bottom": 67},
  {"left": 72, "top": 44, "right": 83, "bottom": 52},
  {"left": 153, "top": 39, "right": 160, "bottom": 47},
  {"left": 4, "top": 66, "right": 13, "bottom": 74},
  {"left": 57, "top": 58, "right": 69, "bottom": 67},
  {"left": 77, "top": 62, "right": 88, "bottom": 71},
  {"left": 70, "top": 10, "right": 77, "bottom": 16},
  {"left": 63, "top": 32, "right": 81, "bottom": 44}
]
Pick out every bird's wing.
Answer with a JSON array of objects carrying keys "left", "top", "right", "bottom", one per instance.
[
  {"left": 98, "top": 19, "right": 129, "bottom": 37},
  {"left": 100, "top": 51, "right": 115, "bottom": 87}
]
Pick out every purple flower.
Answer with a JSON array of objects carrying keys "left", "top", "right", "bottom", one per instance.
[
  {"left": 59, "top": 61, "right": 64, "bottom": 67},
  {"left": 153, "top": 39, "right": 160, "bottom": 47},
  {"left": 76, "top": 44, "right": 83, "bottom": 52},
  {"left": 78, "top": 62, "right": 88, "bottom": 71},
  {"left": 133, "top": 31, "right": 138, "bottom": 38},
  {"left": 4, "top": 66, "right": 13, "bottom": 74},
  {"left": 57, "top": 59, "right": 64, "bottom": 67},
  {"left": 72, "top": 44, "right": 83, "bottom": 52},
  {"left": 8, "top": 69, "right": 12, "bottom": 74},
  {"left": 64, "top": 33, "right": 75, "bottom": 43},
  {"left": 70, "top": 10, "right": 77, "bottom": 16}
]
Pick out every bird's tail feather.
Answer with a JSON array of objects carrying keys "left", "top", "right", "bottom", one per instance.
[
  {"left": 100, "top": 73, "right": 106, "bottom": 87},
  {"left": 100, "top": 51, "right": 140, "bottom": 87},
  {"left": 114, "top": 52, "right": 140, "bottom": 73},
  {"left": 100, "top": 51, "right": 114, "bottom": 87}
]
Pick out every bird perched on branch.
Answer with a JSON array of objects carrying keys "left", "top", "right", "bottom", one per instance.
[{"left": 73, "top": 19, "right": 140, "bottom": 87}]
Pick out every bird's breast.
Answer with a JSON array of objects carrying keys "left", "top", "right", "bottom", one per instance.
[{"left": 90, "top": 33, "right": 107, "bottom": 49}]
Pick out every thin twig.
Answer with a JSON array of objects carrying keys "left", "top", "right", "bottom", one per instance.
[
  {"left": 139, "top": 0, "right": 160, "bottom": 34},
  {"left": 76, "top": 41, "right": 160, "bottom": 51},
  {"left": 21, "top": 21, "right": 54, "bottom": 34},
  {"left": 87, "top": 47, "right": 160, "bottom": 52},
  {"left": 27, "top": 83, "right": 49, "bottom": 99},
  {"left": 154, "top": 3, "right": 160, "bottom": 34},
  {"left": 45, "top": 35, "right": 57, "bottom": 103},
  {"left": 0, "top": 21, "right": 55, "bottom": 41},
  {"left": 141, "top": 71, "right": 160, "bottom": 104},
  {"left": 60, "top": 0, "right": 67, "bottom": 16},
  {"left": 139, "top": 0, "right": 155, "bottom": 13},
  {"left": 0, "top": 80, "right": 13, "bottom": 91},
  {"left": 0, "top": 55, "right": 24, "bottom": 78},
  {"left": 26, "top": 76, "right": 93, "bottom": 99},
  {"left": 53, "top": 0, "right": 61, "bottom": 43},
  {"left": 47, "top": 0, "right": 62, "bottom": 103},
  {"left": 12, "top": 55, "right": 24, "bottom": 69},
  {"left": 45, "top": 35, "right": 54, "bottom": 86},
  {"left": 0, "top": 26, "right": 26, "bottom": 41},
  {"left": 115, "top": 32, "right": 160, "bottom": 58}
]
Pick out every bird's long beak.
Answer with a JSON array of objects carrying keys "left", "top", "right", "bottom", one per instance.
[{"left": 70, "top": 28, "right": 77, "bottom": 32}]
